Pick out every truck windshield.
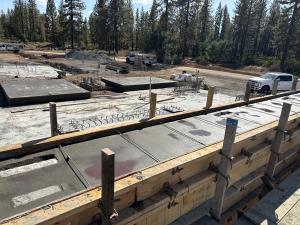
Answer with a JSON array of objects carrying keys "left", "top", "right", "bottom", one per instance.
[{"left": 260, "top": 73, "right": 277, "bottom": 80}]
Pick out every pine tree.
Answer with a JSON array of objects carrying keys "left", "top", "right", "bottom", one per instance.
[
  {"left": 108, "top": 0, "right": 125, "bottom": 53},
  {"left": 251, "top": 0, "right": 267, "bottom": 55},
  {"left": 259, "top": 0, "right": 280, "bottom": 56},
  {"left": 46, "top": 0, "right": 58, "bottom": 46},
  {"left": 280, "top": 0, "right": 300, "bottom": 70},
  {"left": 220, "top": 5, "right": 230, "bottom": 41},
  {"left": 90, "top": 0, "right": 109, "bottom": 50},
  {"left": 199, "top": 0, "right": 212, "bottom": 43},
  {"left": 213, "top": 2, "right": 223, "bottom": 40},
  {"left": 58, "top": 0, "right": 68, "bottom": 47},
  {"left": 63, "top": 0, "right": 85, "bottom": 49},
  {"left": 135, "top": 8, "right": 140, "bottom": 50},
  {"left": 28, "top": 0, "right": 39, "bottom": 41},
  {"left": 12, "top": 0, "right": 26, "bottom": 41}
]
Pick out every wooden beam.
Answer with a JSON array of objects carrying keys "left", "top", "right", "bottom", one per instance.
[
  {"left": 292, "top": 77, "right": 298, "bottom": 91},
  {"left": 211, "top": 118, "right": 238, "bottom": 220},
  {"left": 205, "top": 86, "right": 215, "bottom": 109},
  {"left": 244, "top": 82, "right": 251, "bottom": 102},
  {"left": 101, "top": 148, "right": 115, "bottom": 225},
  {"left": 272, "top": 80, "right": 279, "bottom": 95},
  {"left": 266, "top": 103, "right": 292, "bottom": 178},
  {"left": 149, "top": 92, "right": 157, "bottom": 118},
  {"left": 49, "top": 102, "right": 58, "bottom": 137}
]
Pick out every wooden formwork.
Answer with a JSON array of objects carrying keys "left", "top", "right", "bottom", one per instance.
[{"left": 1, "top": 91, "right": 300, "bottom": 225}]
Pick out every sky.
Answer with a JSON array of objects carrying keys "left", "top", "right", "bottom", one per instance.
[{"left": 0, "top": 0, "right": 236, "bottom": 19}]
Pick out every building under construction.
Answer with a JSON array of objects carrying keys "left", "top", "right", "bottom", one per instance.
[{"left": 0, "top": 85, "right": 300, "bottom": 225}]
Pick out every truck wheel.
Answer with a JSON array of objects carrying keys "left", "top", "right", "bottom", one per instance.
[{"left": 260, "top": 86, "right": 270, "bottom": 95}]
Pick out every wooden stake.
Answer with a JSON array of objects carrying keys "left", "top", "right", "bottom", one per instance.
[
  {"left": 211, "top": 118, "right": 238, "bottom": 220},
  {"left": 49, "top": 102, "right": 58, "bottom": 137},
  {"left": 266, "top": 103, "right": 291, "bottom": 178},
  {"left": 206, "top": 86, "right": 215, "bottom": 109},
  {"left": 272, "top": 80, "right": 279, "bottom": 95},
  {"left": 244, "top": 82, "right": 251, "bottom": 102},
  {"left": 101, "top": 148, "right": 115, "bottom": 225},
  {"left": 292, "top": 76, "right": 298, "bottom": 91},
  {"left": 149, "top": 92, "right": 157, "bottom": 118}
]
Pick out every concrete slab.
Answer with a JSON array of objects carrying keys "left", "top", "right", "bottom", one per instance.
[
  {"left": 63, "top": 135, "right": 157, "bottom": 186},
  {"left": 243, "top": 168, "right": 300, "bottom": 225},
  {"left": 101, "top": 77, "right": 177, "bottom": 92},
  {"left": 122, "top": 125, "right": 204, "bottom": 162},
  {"left": 260, "top": 99, "right": 300, "bottom": 114},
  {"left": 245, "top": 102, "right": 283, "bottom": 117},
  {"left": 226, "top": 106, "right": 279, "bottom": 125},
  {"left": 1, "top": 79, "right": 91, "bottom": 106},
  {"left": 0, "top": 148, "right": 86, "bottom": 220},
  {"left": 195, "top": 109, "right": 262, "bottom": 134},
  {"left": 164, "top": 117, "right": 226, "bottom": 146}
]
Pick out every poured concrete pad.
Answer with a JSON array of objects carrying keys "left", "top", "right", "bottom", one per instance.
[
  {"left": 102, "top": 77, "right": 177, "bottom": 92},
  {"left": 217, "top": 106, "right": 279, "bottom": 125},
  {"left": 259, "top": 99, "right": 300, "bottom": 114},
  {"left": 122, "top": 125, "right": 204, "bottom": 161},
  {"left": 63, "top": 135, "right": 157, "bottom": 186},
  {"left": 0, "top": 148, "right": 85, "bottom": 220},
  {"left": 195, "top": 109, "right": 262, "bottom": 134},
  {"left": 1, "top": 79, "right": 91, "bottom": 106},
  {"left": 164, "top": 117, "right": 225, "bottom": 146}
]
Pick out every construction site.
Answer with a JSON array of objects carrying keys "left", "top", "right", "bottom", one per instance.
[{"left": 0, "top": 49, "right": 300, "bottom": 225}]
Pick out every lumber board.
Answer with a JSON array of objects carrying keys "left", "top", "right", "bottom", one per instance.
[
  {"left": 211, "top": 118, "right": 238, "bottom": 219},
  {"left": 266, "top": 103, "right": 291, "bottom": 177}
]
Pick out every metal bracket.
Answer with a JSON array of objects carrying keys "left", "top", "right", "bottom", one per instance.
[
  {"left": 286, "top": 130, "right": 294, "bottom": 142},
  {"left": 219, "top": 151, "right": 235, "bottom": 169},
  {"left": 265, "top": 138, "right": 273, "bottom": 145},
  {"left": 209, "top": 162, "right": 230, "bottom": 187},
  {"left": 168, "top": 200, "right": 179, "bottom": 209},
  {"left": 163, "top": 182, "right": 178, "bottom": 199},
  {"left": 172, "top": 166, "right": 183, "bottom": 175},
  {"left": 276, "top": 129, "right": 288, "bottom": 141},
  {"left": 241, "top": 148, "right": 253, "bottom": 164}
]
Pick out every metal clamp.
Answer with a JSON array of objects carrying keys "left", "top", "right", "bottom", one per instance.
[
  {"left": 172, "top": 166, "right": 183, "bottom": 175},
  {"left": 110, "top": 208, "right": 119, "bottom": 220},
  {"left": 209, "top": 163, "right": 231, "bottom": 187},
  {"left": 219, "top": 151, "right": 235, "bottom": 169},
  {"left": 276, "top": 129, "right": 288, "bottom": 141},
  {"left": 168, "top": 200, "right": 179, "bottom": 209},
  {"left": 163, "top": 182, "right": 178, "bottom": 199},
  {"left": 241, "top": 148, "right": 253, "bottom": 164}
]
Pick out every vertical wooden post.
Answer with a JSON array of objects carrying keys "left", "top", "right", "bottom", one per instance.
[
  {"left": 49, "top": 102, "right": 58, "bottom": 137},
  {"left": 292, "top": 76, "right": 298, "bottom": 91},
  {"left": 211, "top": 118, "right": 238, "bottom": 220},
  {"left": 205, "top": 86, "right": 215, "bottom": 109},
  {"left": 272, "top": 79, "right": 279, "bottom": 95},
  {"left": 244, "top": 82, "right": 251, "bottom": 102},
  {"left": 149, "top": 92, "right": 157, "bottom": 118},
  {"left": 101, "top": 148, "right": 115, "bottom": 225},
  {"left": 266, "top": 103, "right": 291, "bottom": 178}
]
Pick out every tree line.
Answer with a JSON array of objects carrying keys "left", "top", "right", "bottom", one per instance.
[{"left": 0, "top": 0, "right": 299, "bottom": 74}]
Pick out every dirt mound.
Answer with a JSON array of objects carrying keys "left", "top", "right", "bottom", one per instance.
[{"left": 66, "top": 50, "right": 114, "bottom": 64}]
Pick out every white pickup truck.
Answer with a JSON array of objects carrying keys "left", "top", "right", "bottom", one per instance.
[{"left": 248, "top": 72, "right": 300, "bottom": 94}]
